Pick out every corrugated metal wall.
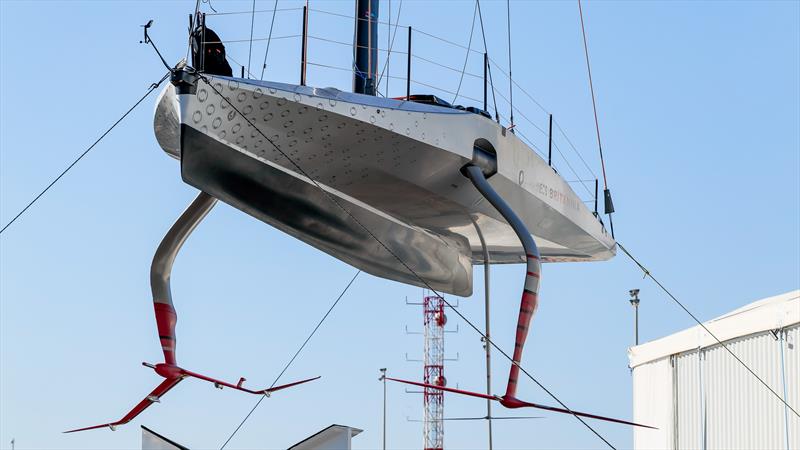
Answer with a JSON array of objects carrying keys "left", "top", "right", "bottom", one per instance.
[
  {"left": 634, "top": 325, "right": 799, "bottom": 449},
  {"left": 703, "top": 329, "right": 789, "bottom": 449},
  {"left": 631, "top": 357, "right": 674, "bottom": 449},
  {"left": 786, "top": 325, "right": 800, "bottom": 448},
  {"left": 675, "top": 348, "right": 703, "bottom": 449}
]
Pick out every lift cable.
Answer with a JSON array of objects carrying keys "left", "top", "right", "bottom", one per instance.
[
  {"left": 617, "top": 242, "right": 800, "bottom": 418},
  {"left": 577, "top": 0, "right": 615, "bottom": 237},
  {"left": 199, "top": 75, "right": 618, "bottom": 449},
  {"left": 219, "top": 270, "right": 361, "bottom": 449},
  {"left": 0, "top": 72, "right": 170, "bottom": 236}
]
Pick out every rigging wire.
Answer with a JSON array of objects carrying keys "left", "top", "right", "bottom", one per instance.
[
  {"left": 553, "top": 119, "right": 599, "bottom": 179},
  {"left": 485, "top": 58, "right": 550, "bottom": 116},
  {"left": 201, "top": 0, "right": 218, "bottom": 13},
  {"left": 452, "top": 1, "right": 478, "bottom": 104},
  {"left": 309, "top": 6, "right": 483, "bottom": 55},
  {"left": 375, "top": 0, "right": 403, "bottom": 93},
  {"left": 475, "top": 0, "right": 500, "bottom": 122},
  {"left": 577, "top": 0, "right": 615, "bottom": 236},
  {"left": 226, "top": 52, "right": 259, "bottom": 79},
  {"left": 203, "top": 34, "right": 300, "bottom": 45},
  {"left": 386, "top": 0, "right": 390, "bottom": 96},
  {"left": 246, "top": 0, "right": 256, "bottom": 78},
  {"left": 616, "top": 242, "right": 800, "bottom": 419},
  {"left": 307, "top": 61, "right": 488, "bottom": 106},
  {"left": 204, "top": 6, "right": 301, "bottom": 16},
  {"left": 505, "top": 0, "right": 514, "bottom": 130},
  {"left": 219, "top": 270, "right": 361, "bottom": 449},
  {"left": 551, "top": 141, "right": 595, "bottom": 198},
  {"left": 412, "top": 26, "right": 483, "bottom": 54},
  {"left": 414, "top": 54, "right": 481, "bottom": 79},
  {"left": 199, "top": 76, "right": 618, "bottom": 449},
  {"left": 307, "top": 34, "right": 354, "bottom": 49},
  {"left": 350, "top": 1, "right": 358, "bottom": 86},
  {"left": 482, "top": 58, "right": 600, "bottom": 191},
  {"left": 577, "top": 0, "right": 606, "bottom": 188},
  {"left": 0, "top": 72, "right": 170, "bottom": 236},
  {"left": 188, "top": 0, "right": 202, "bottom": 61},
  {"left": 259, "top": 0, "right": 279, "bottom": 80},
  {"left": 484, "top": 55, "right": 603, "bottom": 187}
]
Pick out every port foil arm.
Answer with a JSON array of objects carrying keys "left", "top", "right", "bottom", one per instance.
[
  {"left": 64, "top": 377, "right": 183, "bottom": 433},
  {"left": 151, "top": 191, "right": 218, "bottom": 366},
  {"left": 178, "top": 367, "right": 321, "bottom": 394},
  {"left": 66, "top": 192, "right": 318, "bottom": 433}
]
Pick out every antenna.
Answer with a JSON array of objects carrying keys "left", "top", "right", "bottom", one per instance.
[
  {"left": 404, "top": 291, "right": 460, "bottom": 449},
  {"left": 139, "top": 20, "right": 172, "bottom": 71},
  {"left": 140, "top": 20, "right": 154, "bottom": 43}
]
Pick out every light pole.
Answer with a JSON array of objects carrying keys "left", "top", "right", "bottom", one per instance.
[
  {"left": 379, "top": 368, "right": 387, "bottom": 450},
  {"left": 629, "top": 289, "right": 640, "bottom": 345},
  {"left": 472, "top": 219, "right": 493, "bottom": 450}
]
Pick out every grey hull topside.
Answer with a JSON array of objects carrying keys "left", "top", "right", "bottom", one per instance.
[{"left": 154, "top": 76, "right": 615, "bottom": 296}]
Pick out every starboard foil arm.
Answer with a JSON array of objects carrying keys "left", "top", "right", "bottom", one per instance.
[
  {"left": 385, "top": 377, "right": 655, "bottom": 429},
  {"left": 382, "top": 150, "right": 653, "bottom": 429},
  {"left": 463, "top": 157, "right": 540, "bottom": 402}
]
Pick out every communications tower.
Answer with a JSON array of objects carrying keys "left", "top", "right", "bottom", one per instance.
[{"left": 422, "top": 295, "right": 446, "bottom": 450}]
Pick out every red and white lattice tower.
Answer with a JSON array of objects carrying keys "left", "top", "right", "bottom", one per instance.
[{"left": 423, "top": 295, "right": 446, "bottom": 450}]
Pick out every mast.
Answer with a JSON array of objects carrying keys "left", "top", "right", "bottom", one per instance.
[{"left": 353, "top": 0, "right": 379, "bottom": 95}]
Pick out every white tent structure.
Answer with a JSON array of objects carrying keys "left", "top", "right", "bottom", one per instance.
[
  {"left": 287, "top": 424, "right": 363, "bottom": 450},
  {"left": 628, "top": 290, "right": 799, "bottom": 450},
  {"left": 141, "top": 426, "right": 188, "bottom": 450}
]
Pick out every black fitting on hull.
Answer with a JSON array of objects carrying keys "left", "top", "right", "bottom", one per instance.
[
  {"left": 171, "top": 68, "right": 199, "bottom": 95},
  {"left": 462, "top": 144, "right": 497, "bottom": 179}
]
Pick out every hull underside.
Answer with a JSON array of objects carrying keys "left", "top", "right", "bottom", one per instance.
[{"left": 157, "top": 76, "right": 615, "bottom": 296}]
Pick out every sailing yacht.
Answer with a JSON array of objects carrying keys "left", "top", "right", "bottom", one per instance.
[
  {"left": 67, "top": 0, "right": 643, "bottom": 434},
  {"left": 154, "top": 4, "right": 615, "bottom": 297}
]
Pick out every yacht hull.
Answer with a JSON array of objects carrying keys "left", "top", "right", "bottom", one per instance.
[{"left": 155, "top": 76, "right": 615, "bottom": 296}]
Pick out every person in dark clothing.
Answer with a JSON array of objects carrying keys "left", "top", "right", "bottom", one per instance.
[{"left": 191, "top": 25, "right": 233, "bottom": 77}]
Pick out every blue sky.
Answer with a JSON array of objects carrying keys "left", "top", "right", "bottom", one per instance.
[{"left": 1, "top": 1, "right": 798, "bottom": 449}]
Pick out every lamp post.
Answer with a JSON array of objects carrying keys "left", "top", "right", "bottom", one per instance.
[
  {"left": 629, "top": 289, "right": 640, "bottom": 345},
  {"left": 379, "top": 368, "right": 387, "bottom": 450}
]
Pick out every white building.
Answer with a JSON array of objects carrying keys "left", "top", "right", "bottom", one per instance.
[
  {"left": 288, "top": 424, "right": 363, "bottom": 450},
  {"left": 141, "top": 426, "right": 188, "bottom": 450},
  {"left": 629, "top": 290, "right": 799, "bottom": 449}
]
